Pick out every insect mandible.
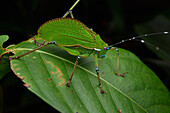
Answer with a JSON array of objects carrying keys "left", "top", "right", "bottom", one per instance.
[{"left": 9, "top": 0, "right": 169, "bottom": 93}]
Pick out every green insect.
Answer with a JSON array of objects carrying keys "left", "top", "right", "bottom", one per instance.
[{"left": 9, "top": 0, "right": 169, "bottom": 93}]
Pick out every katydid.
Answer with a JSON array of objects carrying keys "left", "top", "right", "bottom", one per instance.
[{"left": 9, "top": 0, "right": 169, "bottom": 93}]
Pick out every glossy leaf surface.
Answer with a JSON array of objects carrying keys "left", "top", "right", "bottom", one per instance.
[{"left": 10, "top": 38, "right": 170, "bottom": 113}]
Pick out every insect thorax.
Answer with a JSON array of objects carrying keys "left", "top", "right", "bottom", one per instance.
[
  {"left": 62, "top": 35, "right": 108, "bottom": 58},
  {"left": 95, "top": 35, "right": 108, "bottom": 59}
]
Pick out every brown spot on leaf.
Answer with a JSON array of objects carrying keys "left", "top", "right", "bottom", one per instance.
[
  {"left": 15, "top": 72, "right": 25, "bottom": 80},
  {"left": 45, "top": 60, "right": 65, "bottom": 86},
  {"left": 10, "top": 62, "right": 25, "bottom": 81},
  {"left": 20, "top": 76, "right": 25, "bottom": 80},
  {"left": 56, "top": 67, "right": 65, "bottom": 86},
  {"left": 47, "top": 78, "right": 52, "bottom": 82},
  {"left": 13, "top": 68, "right": 20, "bottom": 71},
  {"left": 72, "top": 90, "right": 74, "bottom": 94},
  {"left": 11, "top": 64, "right": 16, "bottom": 67},
  {"left": 24, "top": 83, "right": 30, "bottom": 88}
]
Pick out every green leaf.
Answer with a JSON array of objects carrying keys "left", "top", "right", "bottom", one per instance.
[
  {"left": 0, "top": 35, "right": 10, "bottom": 79},
  {"left": 10, "top": 38, "right": 170, "bottom": 113},
  {"left": 0, "top": 35, "right": 9, "bottom": 55}
]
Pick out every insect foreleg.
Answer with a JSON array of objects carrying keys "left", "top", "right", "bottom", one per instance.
[
  {"left": 9, "top": 41, "right": 56, "bottom": 60},
  {"left": 66, "top": 55, "right": 81, "bottom": 87},
  {"left": 94, "top": 54, "right": 105, "bottom": 94},
  {"left": 115, "top": 48, "right": 119, "bottom": 75},
  {"left": 110, "top": 47, "right": 127, "bottom": 77}
]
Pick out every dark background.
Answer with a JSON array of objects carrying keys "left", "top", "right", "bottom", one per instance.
[{"left": 0, "top": 0, "right": 170, "bottom": 112}]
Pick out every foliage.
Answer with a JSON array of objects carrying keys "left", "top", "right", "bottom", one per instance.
[
  {"left": 0, "top": 35, "right": 10, "bottom": 79},
  {"left": 0, "top": 0, "right": 170, "bottom": 112},
  {"left": 1, "top": 37, "right": 170, "bottom": 112}
]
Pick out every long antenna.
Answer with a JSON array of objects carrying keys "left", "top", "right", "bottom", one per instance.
[
  {"left": 112, "top": 31, "right": 169, "bottom": 46},
  {"left": 134, "top": 39, "right": 170, "bottom": 57},
  {"left": 108, "top": 31, "right": 170, "bottom": 57}
]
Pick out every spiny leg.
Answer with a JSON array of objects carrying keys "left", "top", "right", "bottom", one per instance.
[
  {"left": 62, "top": 0, "right": 80, "bottom": 18},
  {"left": 34, "top": 36, "right": 46, "bottom": 46},
  {"left": 9, "top": 41, "right": 56, "bottom": 60},
  {"left": 66, "top": 55, "right": 81, "bottom": 87},
  {"left": 94, "top": 54, "right": 105, "bottom": 94}
]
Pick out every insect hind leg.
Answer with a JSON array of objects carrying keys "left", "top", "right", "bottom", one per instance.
[
  {"left": 34, "top": 36, "right": 46, "bottom": 46},
  {"left": 9, "top": 41, "right": 57, "bottom": 60},
  {"left": 63, "top": 10, "right": 74, "bottom": 18},
  {"left": 62, "top": 0, "right": 80, "bottom": 18},
  {"left": 66, "top": 55, "right": 81, "bottom": 87}
]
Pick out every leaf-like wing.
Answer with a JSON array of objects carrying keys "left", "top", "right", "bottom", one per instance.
[{"left": 38, "top": 18, "right": 97, "bottom": 48}]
